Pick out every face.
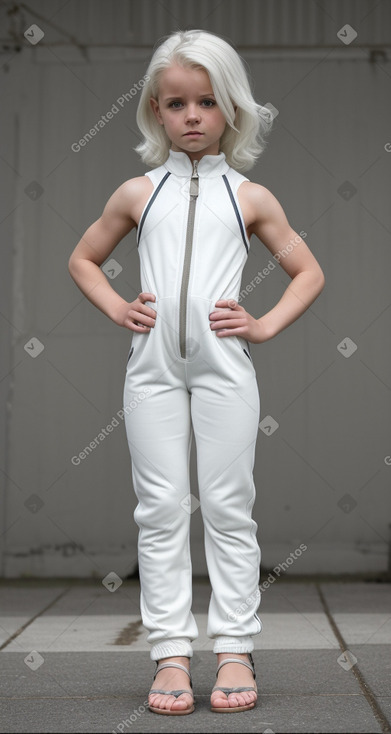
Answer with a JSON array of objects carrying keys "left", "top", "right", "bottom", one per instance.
[{"left": 150, "top": 64, "right": 228, "bottom": 160}]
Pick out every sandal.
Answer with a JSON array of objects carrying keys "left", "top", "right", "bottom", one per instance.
[
  {"left": 148, "top": 660, "right": 195, "bottom": 716},
  {"left": 210, "top": 652, "right": 257, "bottom": 713}
]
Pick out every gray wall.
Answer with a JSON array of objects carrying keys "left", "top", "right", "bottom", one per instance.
[{"left": 1, "top": 0, "right": 390, "bottom": 577}]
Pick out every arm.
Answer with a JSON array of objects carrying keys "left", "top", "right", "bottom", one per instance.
[
  {"left": 209, "top": 183, "right": 325, "bottom": 343},
  {"left": 68, "top": 176, "right": 157, "bottom": 332}
]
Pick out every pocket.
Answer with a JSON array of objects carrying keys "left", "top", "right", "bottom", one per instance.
[
  {"left": 126, "top": 345, "right": 134, "bottom": 364},
  {"left": 234, "top": 335, "right": 253, "bottom": 363}
]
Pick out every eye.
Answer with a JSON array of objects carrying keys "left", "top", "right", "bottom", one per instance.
[
  {"left": 201, "top": 99, "right": 216, "bottom": 107},
  {"left": 168, "top": 100, "right": 183, "bottom": 108}
]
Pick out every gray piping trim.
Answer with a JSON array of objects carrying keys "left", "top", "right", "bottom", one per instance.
[
  {"left": 137, "top": 171, "right": 171, "bottom": 245},
  {"left": 222, "top": 174, "right": 249, "bottom": 253}
]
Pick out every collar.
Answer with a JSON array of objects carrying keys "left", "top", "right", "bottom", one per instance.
[{"left": 163, "top": 148, "right": 230, "bottom": 177}]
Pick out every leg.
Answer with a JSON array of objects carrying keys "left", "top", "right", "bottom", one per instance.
[
  {"left": 191, "top": 371, "right": 262, "bottom": 648},
  {"left": 123, "top": 376, "right": 199, "bottom": 661},
  {"left": 190, "top": 367, "right": 261, "bottom": 710}
]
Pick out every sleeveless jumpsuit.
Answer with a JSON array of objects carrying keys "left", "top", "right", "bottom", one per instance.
[{"left": 123, "top": 149, "right": 262, "bottom": 661}]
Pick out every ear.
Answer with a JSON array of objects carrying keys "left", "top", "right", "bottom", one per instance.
[{"left": 150, "top": 97, "right": 164, "bottom": 125}]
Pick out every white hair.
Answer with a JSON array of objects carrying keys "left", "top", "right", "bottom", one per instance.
[{"left": 134, "top": 29, "right": 273, "bottom": 172}]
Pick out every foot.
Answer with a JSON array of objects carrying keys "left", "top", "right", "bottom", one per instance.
[
  {"left": 210, "top": 652, "right": 257, "bottom": 711},
  {"left": 148, "top": 656, "right": 193, "bottom": 713}
]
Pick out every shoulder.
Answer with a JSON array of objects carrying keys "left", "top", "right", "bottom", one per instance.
[
  {"left": 237, "top": 181, "right": 286, "bottom": 228},
  {"left": 105, "top": 175, "right": 154, "bottom": 222},
  {"left": 238, "top": 180, "right": 278, "bottom": 207},
  {"left": 113, "top": 175, "right": 154, "bottom": 201}
]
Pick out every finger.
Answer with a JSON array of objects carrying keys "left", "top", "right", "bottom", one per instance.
[
  {"left": 210, "top": 310, "right": 243, "bottom": 324},
  {"left": 137, "top": 304, "right": 157, "bottom": 322},
  {"left": 214, "top": 299, "right": 239, "bottom": 310},
  {"left": 126, "top": 307, "right": 156, "bottom": 328},
  {"left": 209, "top": 310, "right": 237, "bottom": 320},
  {"left": 211, "top": 319, "right": 245, "bottom": 330},
  {"left": 133, "top": 314, "right": 156, "bottom": 329},
  {"left": 137, "top": 295, "right": 157, "bottom": 320},
  {"left": 215, "top": 327, "right": 245, "bottom": 337},
  {"left": 128, "top": 323, "right": 151, "bottom": 332},
  {"left": 138, "top": 292, "right": 156, "bottom": 302}
]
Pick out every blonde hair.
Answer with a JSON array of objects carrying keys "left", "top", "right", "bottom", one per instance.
[{"left": 134, "top": 29, "right": 273, "bottom": 172}]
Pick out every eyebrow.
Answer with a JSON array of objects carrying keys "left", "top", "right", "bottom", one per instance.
[{"left": 162, "top": 93, "right": 216, "bottom": 101}]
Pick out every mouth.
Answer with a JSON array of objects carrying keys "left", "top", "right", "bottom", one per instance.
[{"left": 184, "top": 131, "right": 203, "bottom": 137}]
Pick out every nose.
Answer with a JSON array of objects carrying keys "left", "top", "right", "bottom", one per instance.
[{"left": 185, "top": 104, "right": 201, "bottom": 123}]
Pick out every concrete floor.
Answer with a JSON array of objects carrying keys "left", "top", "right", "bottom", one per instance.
[{"left": 0, "top": 577, "right": 390, "bottom": 733}]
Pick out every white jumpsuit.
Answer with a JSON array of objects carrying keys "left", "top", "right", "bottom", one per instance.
[{"left": 123, "top": 149, "right": 262, "bottom": 661}]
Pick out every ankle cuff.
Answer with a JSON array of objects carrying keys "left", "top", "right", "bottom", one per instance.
[
  {"left": 213, "top": 636, "right": 254, "bottom": 654},
  {"left": 151, "top": 638, "right": 193, "bottom": 661}
]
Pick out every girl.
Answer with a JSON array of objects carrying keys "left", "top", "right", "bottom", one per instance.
[{"left": 68, "top": 29, "right": 325, "bottom": 716}]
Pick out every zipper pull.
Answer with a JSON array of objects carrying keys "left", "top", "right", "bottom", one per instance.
[{"left": 190, "top": 159, "right": 199, "bottom": 199}]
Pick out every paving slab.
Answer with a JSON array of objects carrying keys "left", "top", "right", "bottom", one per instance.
[
  {"left": 378, "top": 699, "right": 391, "bottom": 727},
  {"left": 0, "top": 586, "right": 68, "bottom": 647},
  {"left": 0, "top": 651, "right": 380, "bottom": 733},
  {"left": 347, "top": 645, "right": 391, "bottom": 697},
  {"left": 0, "top": 650, "right": 362, "bottom": 698},
  {"left": 3, "top": 611, "right": 339, "bottom": 653},
  {"left": 1, "top": 581, "right": 339, "bottom": 653},
  {"left": 0, "top": 694, "right": 382, "bottom": 733},
  {"left": 319, "top": 582, "right": 391, "bottom": 614},
  {"left": 0, "top": 580, "right": 390, "bottom": 733}
]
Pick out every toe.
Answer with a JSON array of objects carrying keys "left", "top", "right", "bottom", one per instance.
[
  {"left": 161, "top": 694, "right": 176, "bottom": 711},
  {"left": 230, "top": 691, "right": 256, "bottom": 707},
  {"left": 149, "top": 693, "right": 168, "bottom": 710},
  {"left": 211, "top": 690, "right": 257, "bottom": 709},
  {"left": 211, "top": 692, "right": 229, "bottom": 708},
  {"left": 171, "top": 695, "right": 191, "bottom": 709},
  {"left": 150, "top": 692, "right": 192, "bottom": 712},
  {"left": 227, "top": 693, "right": 241, "bottom": 707}
]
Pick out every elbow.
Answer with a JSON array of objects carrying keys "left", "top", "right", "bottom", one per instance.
[
  {"left": 68, "top": 253, "right": 79, "bottom": 279},
  {"left": 316, "top": 268, "right": 326, "bottom": 294}
]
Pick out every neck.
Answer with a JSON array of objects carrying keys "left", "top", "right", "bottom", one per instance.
[
  {"left": 170, "top": 146, "right": 221, "bottom": 163},
  {"left": 164, "top": 148, "right": 229, "bottom": 178}
]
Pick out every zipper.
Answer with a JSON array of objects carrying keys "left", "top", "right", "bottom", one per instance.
[{"left": 179, "top": 159, "right": 199, "bottom": 358}]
